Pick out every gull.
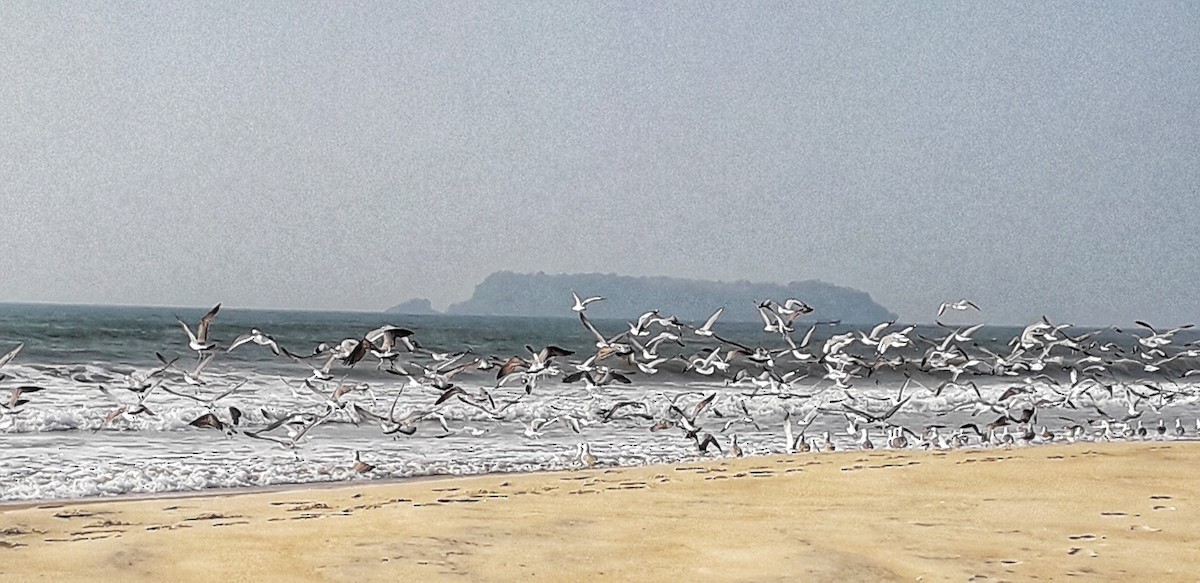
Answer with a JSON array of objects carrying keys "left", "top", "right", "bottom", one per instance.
[
  {"left": 719, "top": 400, "right": 762, "bottom": 432},
  {"left": 353, "top": 451, "right": 376, "bottom": 474},
  {"left": 859, "top": 321, "right": 893, "bottom": 346},
  {"left": 822, "top": 332, "right": 856, "bottom": 356},
  {"left": 937, "top": 299, "right": 980, "bottom": 317},
  {"left": 2, "top": 385, "right": 43, "bottom": 411},
  {"left": 857, "top": 427, "right": 874, "bottom": 450},
  {"left": 775, "top": 298, "right": 814, "bottom": 318},
  {"left": 726, "top": 434, "right": 744, "bottom": 457},
  {"left": 365, "top": 325, "right": 416, "bottom": 364},
  {"left": 627, "top": 310, "right": 658, "bottom": 337},
  {"left": 340, "top": 337, "right": 375, "bottom": 367},
  {"left": 630, "top": 333, "right": 682, "bottom": 361},
  {"left": 578, "top": 443, "right": 597, "bottom": 468},
  {"left": 937, "top": 322, "right": 986, "bottom": 344},
  {"left": 646, "top": 330, "right": 683, "bottom": 350},
  {"left": 571, "top": 291, "right": 605, "bottom": 313},
  {"left": 522, "top": 417, "right": 557, "bottom": 439},
  {"left": 243, "top": 411, "right": 324, "bottom": 448},
  {"left": 817, "top": 431, "right": 836, "bottom": 452},
  {"left": 227, "top": 329, "right": 281, "bottom": 356},
  {"left": 494, "top": 345, "right": 572, "bottom": 386},
  {"left": 118, "top": 356, "right": 178, "bottom": 392},
  {"left": 353, "top": 390, "right": 433, "bottom": 435},
  {"left": 188, "top": 407, "right": 243, "bottom": 435},
  {"left": 695, "top": 432, "right": 722, "bottom": 455},
  {"left": 579, "top": 312, "right": 630, "bottom": 354},
  {"left": 775, "top": 327, "right": 817, "bottom": 362},
  {"left": 95, "top": 383, "right": 159, "bottom": 432},
  {"left": 843, "top": 394, "right": 911, "bottom": 424},
  {"left": 1130, "top": 320, "right": 1194, "bottom": 349},
  {"left": 562, "top": 369, "right": 633, "bottom": 390},
  {"left": 1015, "top": 316, "right": 1056, "bottom": 349},
  {"left": 159, "top": 351, "right": 217, "bottom": 386},
  {"left": 430, "top": 413, "right": 490, "bottom": 438},
  {"left": 678, "top": 392, "right": 717, "bottom": 424},
  {"left": 686, "top": 347, "right": 728, "bottom": 376},
  {"left": 634, "top": 357, "right": 669, "bottom": 375},
  {"left": 782, "top": 408, "right": 818, "bottom": 453},
  {"left": 162, "top": 380, "right": 247, "bottom": 410},
  {"left": 287, "top": 351, "right": 339, "bottom": 382},
  {"left": 288, "top": 378, "right": 367, "bottom": 417},
  {"left": 600, "top": 400, "right": 652, "bottom": 422},
  {"left": 693, "top": 307, "right": 724, "bottom": 337},
  {"left": 177, "top": 303, "right": 221, "bottom": 356},
  {"left": 876, "top": 326, "right": 916, "bottom": 354},
  {"left": 420, "top": 358, "right": 479, "bottom": 391},
  {"left": 756, "top": 304, "right": 792, "bottom": 334},
  {"left": 932, "top": 358, "right": 984, "bottom": 383}
]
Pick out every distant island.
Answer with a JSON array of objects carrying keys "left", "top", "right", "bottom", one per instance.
[
  {"left": 387, "top": 271, "right": 895, "bottom": 324},
  {"left": 385, "top": 298, "right": 438, "bottom": 315}
]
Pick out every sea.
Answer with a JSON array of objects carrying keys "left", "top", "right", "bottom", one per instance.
[{"left": 0, "top": 302, "right": 1196, "bottom": 502}]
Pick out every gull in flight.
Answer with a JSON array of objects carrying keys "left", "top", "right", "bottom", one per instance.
[
  {"left": 937, "top": 299, "right": 980, "bottom": 317},
  {"left": 571, "top": 292, "right": 605, "bottom": 313},
  {"left": 177, "top": 303, "right": 222, "bottom": 357},
  {"left": 227, "top": 329, "right": 281, "bottom": 356},
  {"left": 692, "top": 307, "right": 724, "bottom": 338}
]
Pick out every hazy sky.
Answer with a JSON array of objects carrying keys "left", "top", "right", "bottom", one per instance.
[{"left": 1, "top": 2, "right": 1196, "bottom": 326}]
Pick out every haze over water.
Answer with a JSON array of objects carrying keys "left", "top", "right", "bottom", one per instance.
[{"left": 0, "top": 3, "right": 1197, "bottom": 326}]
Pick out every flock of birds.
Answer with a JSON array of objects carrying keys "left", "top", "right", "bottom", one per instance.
[{"left": 1, "top": 295, "right": 1199, "bottom": 475}]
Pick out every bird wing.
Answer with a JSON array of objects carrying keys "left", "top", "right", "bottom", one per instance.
[
  {"left": 701, "top": 307, "right": 724, "bottom": 331},
  {"left": 227, "top": 333, "right": 254, "bottom": 352},
  {"left": 196, "top": 303, "right": 221, "bottom": 342},
  {"left": 177, "top": 319, "right": 198, "bottom": 344},
  {"left": 0, "top": 343, "right": 23, "bottom": 370},
  {"left": 579, "top": 312, "right": 606, "bottom": 344}
]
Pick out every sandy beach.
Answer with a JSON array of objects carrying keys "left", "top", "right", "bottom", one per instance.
[{"left": 1, "top": 441, "right": 1196, "bottom": 582}]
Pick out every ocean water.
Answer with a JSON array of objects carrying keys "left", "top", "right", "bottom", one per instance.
[{"left": 0, "top": 302, "right": 1196, "bottom": 502}]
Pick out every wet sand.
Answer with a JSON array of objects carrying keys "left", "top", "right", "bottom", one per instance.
[{"left": 2, "top": 441, "right": 1197, "bottom": 582}]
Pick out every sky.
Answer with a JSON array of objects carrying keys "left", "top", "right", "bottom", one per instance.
[{"left": 0, "top": 2, "right": 1196, "bottom": 326}]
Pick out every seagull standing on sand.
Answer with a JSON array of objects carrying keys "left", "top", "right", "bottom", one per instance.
[{"left": 578, "top": 443, "right": 597, "bottom": 468}]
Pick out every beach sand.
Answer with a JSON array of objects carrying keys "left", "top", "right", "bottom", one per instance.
[{"left": 1, "top": 441, "right": 1196, "bottom": 582}]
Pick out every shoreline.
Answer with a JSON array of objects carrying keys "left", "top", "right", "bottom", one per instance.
[{"left": 2, "top": 441, "right": 1197, "bottom": 581}]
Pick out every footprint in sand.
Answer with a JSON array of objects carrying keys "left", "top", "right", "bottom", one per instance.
[
  {"left": 287, "top": 502, "right": 331, "bottom": 512},
  {"left": 184, "top": 512, "right": 243, "bottom": 522},
  {"left": 53, "top": 510, "right": 104, "bottom": 519},
  {"left": 1, "top": 527, "right": 45, "bottom": 536}
]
